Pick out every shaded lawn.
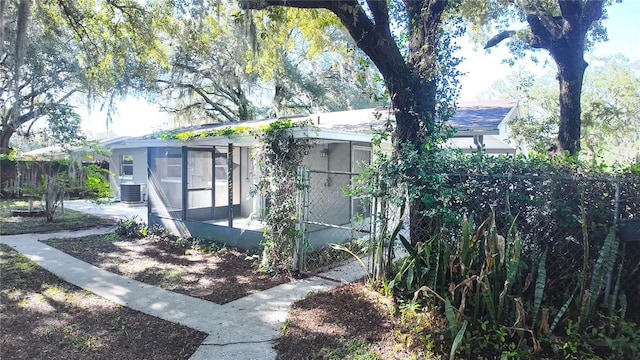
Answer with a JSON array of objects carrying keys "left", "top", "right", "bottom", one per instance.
[
  {"left": 43, "top": 234, "right": 291, "bottom": 304},
  {"left": 0, "top": 244, "right": 207, "bottom": 360},
  {"left": 0, "top": 199, "right": 117, "bottom": 235}
]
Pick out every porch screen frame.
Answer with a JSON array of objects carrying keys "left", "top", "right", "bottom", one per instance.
[
  {"left": 351, "top": 145, "right": 373, "bottom": 220},
  {"left": 183, "top": 145, "right": 239, "bottom": 226},
  {"left": 184, "top": 147, "right": 216, "bottom": 221}
]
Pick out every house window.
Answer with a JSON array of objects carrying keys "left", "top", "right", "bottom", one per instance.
[
  {"left": 215, "top": 156, "right": 228, "bottom": 182},
  {"left": 121, "top": 155, "right": 134, "bottom": 178},
  {"left": 164, "top": 157, "right": 182, "bottom": 179}
]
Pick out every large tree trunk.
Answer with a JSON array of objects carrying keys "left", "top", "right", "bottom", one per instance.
[
  {"left": 399, "top": 1, "right": 446, "bottom": 244},
  {"left": 241, "top": 0, "right": 448, "bottom": 244},
  {"left": 0, "top": 128, "right": 15, "bottom": 155},
  {"left": 523, "top": 1, "right": 604, "bottom": 156},
  {"left": 554, "top": 52, "right": 586, "bottom": 155}
]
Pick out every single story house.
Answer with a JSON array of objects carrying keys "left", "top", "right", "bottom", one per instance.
[
  {"left": 84, "top": 99, "right": 520, "bottom": 249},
  {"left": 17, "top": 100, "right": 519, "bottom": 249}
]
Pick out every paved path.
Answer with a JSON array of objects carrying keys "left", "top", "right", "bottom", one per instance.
[
  {"left": 0, "top": 228, "right": 368, "bottom": 359},
  {"left": 63, "top": 199, "right": 148, "bottom": 223}
]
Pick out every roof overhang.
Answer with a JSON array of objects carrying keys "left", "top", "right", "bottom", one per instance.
[{"left": 453, "top": 126, "right": 500, "bottom": 137}]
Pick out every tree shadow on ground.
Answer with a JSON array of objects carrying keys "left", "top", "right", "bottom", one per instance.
[{"left": 0, "top": 244, "right": 206, "bottom": 360}]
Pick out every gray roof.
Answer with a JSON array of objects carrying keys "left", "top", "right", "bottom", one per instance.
[
  {"left": 145, "top": 99, "right": 518, "bottom": 139},
  {"left": 448, "top": 99, "right": 518, "bottom": 128},
  {"left": 24, "top": 99, "right": 520, "bottom": 155}
]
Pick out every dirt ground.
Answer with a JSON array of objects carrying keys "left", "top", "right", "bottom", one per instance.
[
  {"left": 43, "top": 234, "right": 292, "bottom": 304},
  {"left": 275, "top": 283, "right": 435, "bottom": 359},
  {"left": 0, "top": 244, "right": 207, "bottom": 360},
  {"left": 42, "top": 232, "right": 433, "bottom": 358}
]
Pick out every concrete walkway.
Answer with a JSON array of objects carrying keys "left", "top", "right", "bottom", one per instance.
[
  {"left": 0, "top": 228, "right": 368, "bottom": 359},
  {"left": 63, "top": 199, "right": 148, "bottom": 223}
]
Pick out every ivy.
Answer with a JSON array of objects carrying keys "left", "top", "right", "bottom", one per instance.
[
  {"left": 251, "top": 118, "right": 316, "bottom": 273},
  {"left": 158, "top": 117, "right": 318, "bottom": 272},
  {"left": 158, "top": 123, "right": 271, "bottom": 141}
]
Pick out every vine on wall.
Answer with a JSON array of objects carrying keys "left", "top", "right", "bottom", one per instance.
[{"left": 252, "top": 118, "right": 316, "bottom": 272}]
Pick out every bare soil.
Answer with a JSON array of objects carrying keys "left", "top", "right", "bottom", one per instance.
[
  {"left": 2, "top": 207, "right": 434, "bottom": 358},
  {"left": 0, "top": 244, "right": 207, "bottom": 360},
  {"left": 41, "top": 232, "right": 434, "bottom": 358},
  {"left": 0, "top": 199, "right": 117, "bottom": 235}
]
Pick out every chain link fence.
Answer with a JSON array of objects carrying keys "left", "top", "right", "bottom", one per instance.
[
  {"left": 296, "top": 169, "right": 373, "bottom": 273},
  {"left": 298, "top": 167, "right": 640, "bottom": 323},
  {"left": 412, "top": 173, "right": 640, "bottom": 323}
]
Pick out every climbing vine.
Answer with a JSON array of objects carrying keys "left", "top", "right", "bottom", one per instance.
[
  {"left": 252, "top": 118, "right": 316, "bottom": 273},
  {"left": 159, "top": 124, "right": 256, "bottom": 141}
]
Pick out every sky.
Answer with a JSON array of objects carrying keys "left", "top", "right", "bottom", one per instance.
[
  {"left": 457, "top": 0, "right": 640, "bottom": 101},
  {"left": 83, "top": 0, "right": 640, "bottom": 138}
]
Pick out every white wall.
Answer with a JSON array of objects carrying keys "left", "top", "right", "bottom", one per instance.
[
  {"left": 239, "top": 147, "right": 255, "bottom": 217},
  {"left": 109, "top": 148, "right": 148, "bottom": 201}
]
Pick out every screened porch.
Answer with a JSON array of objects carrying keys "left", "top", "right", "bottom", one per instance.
[{"left": 147, "top": 145, "right": 265, "bottom": 249}]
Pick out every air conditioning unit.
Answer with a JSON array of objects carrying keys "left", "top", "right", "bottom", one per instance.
[{"left": 120, "top": 183, "right": 141, "bottom": 203}]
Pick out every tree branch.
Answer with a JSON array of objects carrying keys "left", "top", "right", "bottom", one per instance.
[
  {"left": 240, "top": 0, "right": 409, "bottom": 94},
  {"left": 580, "top": 0, "right": 604, "bottom": 32},
  {"left": 157, "top": 79, "right": 236, "bottom": 121},
  {"left": 484, "top": 30, "right": 517, "bottom": 49},
  {"left": 525, "top": 14, "right": 552, "bottom": 49},
  {"left": 557, "top": 0, "right": 581, "bottom": 25},
  {"left": 530, "top": 3, "right": 563, "bottom": 39},
  {"left": 366, "top": 0, "right": 389, "bottom": 31}
]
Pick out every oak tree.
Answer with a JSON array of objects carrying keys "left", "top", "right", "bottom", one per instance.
[
  {"left": 490, "top": 55, "right": 639, "bottom": 164},
  {"left": 0, "top": 0, "right": 169, "bottom": 154},
  {"left": 463, "top": 0, "right": 611, "bottom": 156},
  {"left": 158, "top": 4, "right": 382, "bottom": 125},
  {"left": 240, "top": 0, "right": 460, "bottom": 244}
]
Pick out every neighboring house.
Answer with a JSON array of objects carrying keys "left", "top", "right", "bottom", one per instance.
[{"left": 446, "top": 99, "right": 521, "bottom": 154}]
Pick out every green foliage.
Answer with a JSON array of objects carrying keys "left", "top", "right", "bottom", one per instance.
[
  {"left": 550, "top": 315, "right": 640, "bottom": 360},
  {"left": 160, "top": 124, "right": 253, "bottom": 141},
  {"left": 319, "top": 337, "right": 380, "bottom": 360},
  {"left": 40, "top": 172, "right": 67, "bottom": 222},
  {"left": 42, "top": 106, "right": 86, "bottom": 150},
  {"left": 578, "top": 226, "right": 620, "bottom": 329},
  {"left": 2, "top": 0, "right": 169, "bottom": 153},
  {"left": 449, "top": 320, "right": 468, "bottom": 360},
  {"left": 252, "top": 118, "right": 315, "bottom": 272},
  {"left": 74, "top": 163, "right": 111, "bottom": 199},
  {"left": 159, "top": 4, "right": 383, "bottom": 126},
  {"left": 2, "top": 158, "right": 112, "bottom": 222},
  {"left": 373, "top": 152, "right": 640, "bottom": 358},
  {"left": 461, "top": 0, "right": 610, "bottom": 154},
  {"left": 140, "top": 223, "right": 230, "bottom": 255},
  {"left": 412, "top": 212, "right": 530, "bottom": 330},
  {"left": 115, "top": 216, "right": 147, "bottom": 239},
  {"left": 489, "top": 56, "right": 640, "bottom": 164}
]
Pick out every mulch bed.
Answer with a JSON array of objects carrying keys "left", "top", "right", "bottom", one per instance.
[
  {"left": 0, "top": 244, "right": 207, "bottom": 360},
  {"left": 43, "top": 235, "right": 292, "bottom": 304},
  {"left": 275, "top": 283, "right": 426, "bottom": 359}
]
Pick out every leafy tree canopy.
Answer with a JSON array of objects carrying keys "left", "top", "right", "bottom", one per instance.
[
  {"left": 460, "top": 0, "right": 615, "bottom": 156},
  {"left": 489, "top": 55, "right": 639, "bottom": 165},
  {"left": 157, "top": 2, "right": 384, "bottom": 126},
  {"left": 1, "top": 0, "right": 171, "bottom": 154}
]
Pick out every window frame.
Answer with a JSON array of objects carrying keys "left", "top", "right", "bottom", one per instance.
[{"left": 120, "top": 154, "right": 134, "bottom": 179}]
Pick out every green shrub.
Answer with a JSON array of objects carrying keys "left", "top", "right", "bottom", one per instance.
[{"left": 114, "top": 216, "right": 146, "bottom": 239}]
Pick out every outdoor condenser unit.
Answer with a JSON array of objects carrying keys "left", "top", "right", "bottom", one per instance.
[{"left": 120, "top": 183, "right": 141, "bottom": 203}]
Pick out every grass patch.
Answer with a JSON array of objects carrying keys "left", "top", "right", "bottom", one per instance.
[
  {"left": 319, "top": 337, "right": 381, "bottom": 359},
  {"left": 0, "top": 199, "right": 117, "bottom": 235}
]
